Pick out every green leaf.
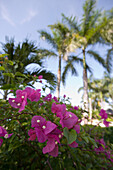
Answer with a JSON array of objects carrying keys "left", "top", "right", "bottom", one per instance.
[
  {"left": 15, "top": 72, "right": 28, "bottom": 78},
  {"left": 3, "top": 73, "right": 15, "bottom": 78},
  {"left": 63, "top": 127, "right": 77, "bottom": 144},
  {"left": 88, "top": 137, "right": 98, "bottom": 148},
  {"left": 0, "top": 54, "right": 8, "bottom": 58},
  {"left": 0, "top": 66, "right": 5, "bottom": 71},
  {"left": 0, "top": 84, "right": 15, "bottom": 90},
  {"left": 82, "top": 136, "right": 89, "bottom": 143},
  {"left": 4, "top": 59, "right": 13, "bottom": 65}
]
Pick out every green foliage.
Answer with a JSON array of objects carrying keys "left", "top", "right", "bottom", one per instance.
[{"left": 63, "top": 127, "right": 77, "bottom": 144}]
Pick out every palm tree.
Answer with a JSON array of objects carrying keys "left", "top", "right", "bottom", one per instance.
[
  {"left": 101, "top": 8, "right": 113, "bottom": 73},
  {"left": 62, "top": 0, "right": 111, "bottom": 111},
  {"left": 0, "top": 37, "right": 57, "bottom": 99},
  {"left": 38, "top": 22, "right": 73, "bottom": 98}
]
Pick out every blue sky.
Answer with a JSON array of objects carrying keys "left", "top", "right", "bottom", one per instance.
[{"left": 0, "top": 0, "right": 113, "bottom": 106}]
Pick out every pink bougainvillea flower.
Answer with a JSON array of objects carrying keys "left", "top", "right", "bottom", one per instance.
[
  {"left": 60, "top": 111, "right": 78, "bottom": 129},
  {"left": 103, "top": 119, "right": 110, "bottom": 127},
  {"left": 51, "top": 103, "right": 66, "bottom": 119},
  {"left": 0, "top": 126, "right": 13, "bottom": 146},
  {"left": 29, "top": 89, "right": 41, "bottom": 102},
  {"left": 35, "top": 128, "right": 47, "bottom": 143},
  {"left": 43, "top": 137, "right": 59, "bottom": 157},
  {"left": 28, "top": 129, "right": 36, "bottom": 141},
  {"left": 38, "top": 75, "right": 43, "bottom": 79},
  {"left": 0, "top": 126, "right": 13, "bottom": 139},
  {"left": 63, "top": 94, "right": 66, "bottom": 98},
  {"left": 47, "top": 128, "right": 63, "bottom": 143},
  {"left": 31, "top": 116, "right": 46, "bottom": 128},
  {"left": 43, "top": 128, "right": 62, "bottom": 157},
  {"left": 31, "top": 116, "right": 57, "bottom": 143},
  {"left": 68, "top": 141, "right": 78, "bottom": 148},
  {"left": 9, "top": 97, "right": 27, "bottom": 112},
  {"left": 24, "top": 87, "right": 41, "bottom": 102},
  {"left": 43, "top": 93, "right": 52, "bottom": 102},
  {"left": 73, "top": 106, "right": 79, "bottom": 110},
  {"left": 98, "top": 138, "right": 106, "bottom": 146},
  {"left": 9, "top": 89, "right": 28, "bottom": 112},
  {"left": 52, "top": 96, "right": 59, "bottom": 103},
  {"left": 0, "top": 126, "right": 7, "bottom": 137},
  {"left": 94, "top": 146, "right": 105, "bottom": 154},
  {"left": 99, "top": 109, "right": 108, "bottom": 119},
  {"left": 34, "top": 75, "right": 36, "bottom": 77}
]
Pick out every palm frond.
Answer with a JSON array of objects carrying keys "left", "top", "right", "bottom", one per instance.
[
  {"left": 36, "top": 49, "right": 57, "bottom": 59},
  {"left": 62, "top": 55, "right": 83, "bottom": 85},
  {"left": 27, "top": 68, "right": 57, "bottom": 90},
  {"left": 81, "top": 0, "right": 96, "bottom": 35},
  {"left": 61, "top": 13, "right": 80, "bottom": 31},
  {"left": 87, "top": 50, "right": 106, "bottom": 68},
  {"left": 38, "top": 30, "right": 57, "bottom": 49},
  {"left": 78, "top": 86, "right": 83, "bottom": 93},
  {"left": 106, "top": 48, "right": 113, "bottom": 73}
]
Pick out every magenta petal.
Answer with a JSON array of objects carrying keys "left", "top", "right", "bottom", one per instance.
[
  {"left": 44, "top": 121, "right": 57, "bottom": 135},
  {"left": 0, "top": 126, "right": 7, "bottom": 137},
  {"left": 0, "top": 138, "right": 3, "bottom": 146},
  {"left": 73, "top": 125, "right": 80, "bottom": 134},
  {"left": 28, "top": 129, "right": 36, "bottom": 141},
  {"left": 30, "top": 89, "right": 41, "bottom": 102},
  {"left": 69, "top": 141, "right": 78, "bottom": 148},
  {"left": 73, "top": 106, "right": 78, "bottom": 110},
  {"left": 60, "top": 112, "right": 78, "bottom": 129},
  {"left": 35, "top": 128, "right": 47, "bottom": 143},
  {"left": 99, "top": 109, "right": 108, "bottom": 119},
  {"left": 8, "top": 133, "right": 13, "bottom": 138},
  {"left": 29, "top": 134, "right": 36, "bottom": 141},
  {"left": 49, "top": 145, "right": 58, "bottom": 157},
  {"left": 31, "top": 116, "right": 46, "bottom": 128},
  {"left": 103, "top": 119, "right": 110, "bottom": 127},
  {"left": 18, "top": 100, "right": 26, "bottom": 112},
  {"left": 43, "top": 138, "right": 55, "bottom": 154}
]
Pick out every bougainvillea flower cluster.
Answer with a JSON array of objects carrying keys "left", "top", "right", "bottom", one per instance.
[
  {"left": 9, "top": 87, "right": 41, "bottom": 112},
  {"left": 0, "top": 126, "right": 13, "bottom": 146},
  {"left": 28, "top": 102, "right": 80, "bottom": 157},
  {"left": 99, "top": 109, "right": 110, "bottom": 127},
  {"left": 28, "top": 115, "right": 62, "bottom": 157},
  {"left": 51, "top": 103, "right": 80, "bottom": 132}
]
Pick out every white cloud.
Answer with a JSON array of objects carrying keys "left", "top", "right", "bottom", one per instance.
[
  {"left": 0, "top": 3, "right": 15, "bottom": 26},
  {"left": 20, "top": 9, "right": 37, "bottom": 24}
]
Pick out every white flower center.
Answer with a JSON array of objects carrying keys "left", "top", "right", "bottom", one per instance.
[
  {"left": 37, "top": 120, "right": 40, "bottom": 123},
  {"left": 4, "top": 134, "right": 8, "bottom": 139},
  {"left": 69, "top": 114, "right": 72, "bottom": 118},
  {"left": 22, "top": 96, "right": 24, "bottom": 99},
  {"left": 12, "top": 100, "right": 15, "bottom": 102},
  {"left": 42, "top": 125, "right": 46, "bottom": 129},
  {"left": 55, "top": 141, "right": 58, "bottom": 145},
  {"left": 59, "top": 134, "right": 61, "bottom": 138},
  {"left": 17, "top": 103, "right": 21, "bottom": 106},
  {"left": 62, "top": 132, "right": 64, "bottom": 136}
]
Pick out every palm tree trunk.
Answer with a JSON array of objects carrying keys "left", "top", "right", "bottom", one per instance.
[
  {"left": 89, "top": 98, "right": 92, "bottom": 120},
  {"left": 83, "top": 49, "right": 89, "bottom": 111},
  {"left": 56, "top": 54, "right": 61, "bottom": 99}
]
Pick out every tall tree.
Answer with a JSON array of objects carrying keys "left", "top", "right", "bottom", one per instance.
[
  {"left": 38, "top": 23, "right": 73, "bottom": 98},
  {"left": 101, "top": 8, "right": 113, "bottom": 73},
  {"left": 62, "top": 0, "right": 111, "bottom": 111}
]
